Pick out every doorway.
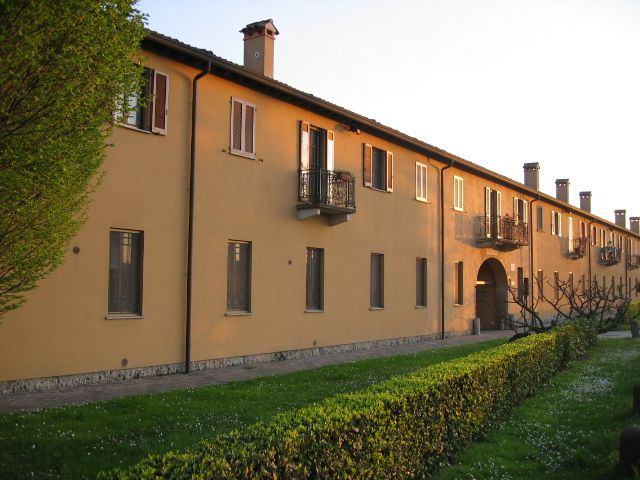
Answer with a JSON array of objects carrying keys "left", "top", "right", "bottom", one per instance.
[{"left": 475, "top": 259, "right": 508, "bottom": 330}]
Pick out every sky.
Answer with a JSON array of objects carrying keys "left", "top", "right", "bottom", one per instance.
[{"left": 137, "top": 0, "right": 640, "bottom": 224}]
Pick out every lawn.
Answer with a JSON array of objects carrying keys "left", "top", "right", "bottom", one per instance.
[
  {"left": 433, "top": 337, "right": 640, "bottom": 480},
  {"left": 0, "top": 338, "right": 504, "bottom": 479}
]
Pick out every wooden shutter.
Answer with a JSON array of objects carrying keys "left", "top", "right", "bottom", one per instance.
[
  {"left": 363, "top": 144, "right": 372, "bottom": 187},
  {"left": 151, "top": 71, "right": 168, "bottom": 135},
  {"left": 245, "top": 104, "right": 255, "bottom": 154},
  {"left": 386, "top": 151, "right": 394, "bottom": 192},
  {"left": 300, "top": 122, "right": 310, "bottom": 170},
  {"left": 523, "top": 200, "right": 528, "bottom": 224},
  {"left": 484, "top": 187, "right": 491, "bottom": 237},
  {"left": 326, "top": 130, "right": 334, "bottom": 171},
  {"left": 496, "top": 190, "right": 502, "bottom": 238},
  {"left": 558, "top": 213, "right": 562, "bottom": 237},
  {"left": 231, "top": 99, "right": 243, "bottom": 152},
  {"left": 513, "top": 197, "right": 519, "bottom": 224},
  {"left": 551, "top": 211, "right": 556, "bottom": 235}
]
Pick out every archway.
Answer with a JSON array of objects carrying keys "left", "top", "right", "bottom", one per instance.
[{"left": 475, "top": 259, "right": 508, "bottom": 330}]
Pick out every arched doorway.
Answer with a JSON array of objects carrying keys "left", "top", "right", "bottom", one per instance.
[{"left": 475, "top": 259, "right": 508, "bottom": 330}]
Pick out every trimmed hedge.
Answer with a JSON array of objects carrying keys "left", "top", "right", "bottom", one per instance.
[{"left": 101, "top": 321, "right": 597, "bottom": 479}]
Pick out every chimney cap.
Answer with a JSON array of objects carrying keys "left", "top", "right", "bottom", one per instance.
[
  {"left": 579, "top": 191, "right": 592, "bottom": 197},
  {"left": 523, "top": 162, "right": 540, "bottom": 170},
  {"left": 555, "top": 178, "right": 569, "bottom": 185},
  {"left": 241, "top": 19, "right": 279, "bottom": 38},
  {"left": 615, "top": 209, "right": 626, "bottom": 215}
]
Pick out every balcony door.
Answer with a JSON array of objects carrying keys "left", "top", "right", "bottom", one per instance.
[{"left": 484, "top": 188, "right": 502, "bottom": 238}]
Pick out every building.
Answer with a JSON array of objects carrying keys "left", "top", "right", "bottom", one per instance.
[{"left": 1, "top": 20, "right": 639, "bottom": 393}]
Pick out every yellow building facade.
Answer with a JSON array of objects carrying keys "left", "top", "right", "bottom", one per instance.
[{"left": 1, "top": 22, "right": 639, "bottom": 392}]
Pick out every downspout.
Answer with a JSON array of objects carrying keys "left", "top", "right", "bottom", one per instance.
[
  {"left": 185, "top": 61, "right": 211, "bottom": 375},
  {"left": 587, "top": 218, "right": 596, "bottom": 289},
  {"left": 528, "top": 195, "right": 540, "bottom": 308},
  {"left": 440, "top": 159, "right": 454, "bottom": 339}
]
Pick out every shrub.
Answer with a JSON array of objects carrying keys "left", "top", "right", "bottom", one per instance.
[{"left": 101, "top": 322, "right": 595, "bottom": 479}]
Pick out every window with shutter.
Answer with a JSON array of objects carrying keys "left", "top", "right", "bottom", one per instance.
[
  {"left": 415, "top": 163, "right": 428, "bottom": 202},
  {"left": 227, "top": 241, "right": 251, "bottom": 312},
  {"left": 230, "top": 98, "right": 257, "bottom": 158},
  {"left": 453, "top": 176, "right": 464, "bottom": 211},
  {"left": 364, "top": 144, "right": 393, "bottom": 192},
  {"left": 151, "top": 71, "right": 169, "bottom": 135},
  {"left": 108, "top": 230, "right": 143, "bottom": 316}
]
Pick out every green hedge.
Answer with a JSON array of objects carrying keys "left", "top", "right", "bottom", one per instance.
[{"left": 102, "top": 321, "right": 596, "bottom": 479}]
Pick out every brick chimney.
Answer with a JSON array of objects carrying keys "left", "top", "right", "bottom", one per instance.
[
  {"left": 523, "top": 163, "right": 540, "bottom": 190},
  {"left": 631, "top": 217, "right": 640, "bottom": 234},
  {"left": 241, "top": 19, "right": 279, "bottom": 78},
  {"left": 615, "top": 209, "right": 627, "bottom": 228},
  {"left": 579, "top": 191, "right": 592, "bottom": 213},
  {"left": 555, "top": 179, "right": 569, "bottom": 203}
]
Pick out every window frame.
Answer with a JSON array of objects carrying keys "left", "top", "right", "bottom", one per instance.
[
  {"left": 230, "top": 97, "right": 257, "bottom": 159},
  {"left": 551, "top": 211, "right": 562, "bottom": 237},
  {"left": 454, "top": 261, "right": 464, "bottom": 305},
  {"left": 363, "top": 143, "right": 393, "bottom": 192},
  {"left": 536, "top": 206, "right": 544, "bottom": 231},
  {"left": 453, "top": 175, "right": 464, "bottom": 211},
  {"left": 119, "top": 68, "right": 169, "bottom": 135},
  {"left": 416, "top": 258, "right": 427, "bottom": 307},
  {"left": 226, "top": 240, "right": 252, "bottom": 314},
  {"left": 107, "top": 229, "right": 144, "bottom": 318}
]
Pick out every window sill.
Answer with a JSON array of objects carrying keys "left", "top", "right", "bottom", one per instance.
[
  {"left": 453, "top": 303, "right": 464, "bottom": 307},
  {"left": 415, "top": 197, "right": 429, "bottom": 204},
  {"left": 304, "top": 309, "right": 325, "bottom": 313},
  {"left": 415, "top": 305, "right": 428, "bottom": 309},
  {"left": 366, "top": 186, "right": 391, "bottom": 193},
  {"left": 453, "top": 207, "right": 464, "bottom": 212},
  {"left": 225, "top": 311, "right": 252, "bottom": 316},
  {"left": 229, "top": 149, "right": 257, "bottom": 160},
  {"left": 369, "top": 307, "right": 384, "bottom": 311},
  {"left": 116, "top": 122, "right": 152, "bottom": 135},
  {"left": 105, "top": 314, "right": 143, "bottom": 320}
]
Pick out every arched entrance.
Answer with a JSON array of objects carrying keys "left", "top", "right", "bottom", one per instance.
[{"left": 475, "top": 259, "right": 508, "bottom": 330}]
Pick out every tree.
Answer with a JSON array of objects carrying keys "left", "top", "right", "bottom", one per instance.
[
  {"left": 507, "top": 272, "right": 636, "bottom": 334},
  {"left": 0, "top": 1, "right": 145, "bottom": 318}
]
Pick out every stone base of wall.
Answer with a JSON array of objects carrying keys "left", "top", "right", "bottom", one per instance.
[{"left": 1, "top": 329, "right": 472, "bottom": 394}]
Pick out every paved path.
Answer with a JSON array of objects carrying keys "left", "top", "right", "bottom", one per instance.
[
  {"left": 0, "top": 331, "right": 511, "bottom": 414},
  {"left": 598, "top": 330, "right": 632, "bottom": 339}
]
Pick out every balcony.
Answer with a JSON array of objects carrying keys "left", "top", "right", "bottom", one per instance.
[
  {"left": 476, "top": 215, "right": 529, "bottom": 251},
  {"left": 628, "top": 254, "right": 640, "bottom": 270},
  {"left": 600, "top": 245, "right": 622, "bottom": 265},
  {"left": 297, "top": 168, "right": 356, "bottom": 224},
  {"left": 568, "top": 237, "right": 588, "bottom": 259}
]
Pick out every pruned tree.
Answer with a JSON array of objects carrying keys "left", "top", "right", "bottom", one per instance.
[
  {"left": 0, "top": 1, "right": 146, "bottom": 318},
  {"left": 507, "top": 272, "right": 633, "bottom": 334}
]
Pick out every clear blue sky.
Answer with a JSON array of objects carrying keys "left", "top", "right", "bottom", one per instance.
[{"left": 137, "top": 0, "right": 640, "bottom": 224}]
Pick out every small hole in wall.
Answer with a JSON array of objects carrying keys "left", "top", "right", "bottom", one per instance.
[
  {"left": 313, "top": 340, "right": 317, "bottom": 346},
  {"left": 121, "top": 358, "right": 128, "bottom": 367},
  {"left": 72, "top": 246, "right": 80, "bottom": 254},
  {"left": 288, "top": 260, "right": 292, "bottom": 265}
]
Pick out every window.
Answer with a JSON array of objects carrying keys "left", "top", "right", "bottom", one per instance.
[
  {"left": 306, "top": 248, "right": 324, "bottom": 310},
  {"left": 537, "top": 206, "right": 544, "bottom": 231},
  {"left": 567, "top": 217, "right": 573, "bottom": 247},
  {"left": 517, "top": 267, "right": 525, "bottom": 302},
  {"left": 537, "top": 269, "right": 544, "bottom": 300},
  {"left": 554, "top": 271, "right": 560, "bottom": 300},
  {"left": 579, "top": 221, "right": 587, "bottom": 240},
  {"left": 416, "top": 258, "right": 427, "bottom": 307},
  {"left": 568, "top": 272, "right": 574, "bottom": 293},
  {"left": 363, "top": 144, "right": 393, "bottom": 192},
  {"left": 483, "top": 188, "right": 502, "bottom": 237},
  {"left": 581, "top": 273, "right": 586, "bottom": 294},
  {"left": 227, "top": 241, "right": 251, "bottom": 312},
  {"left": 120, "top": 68, "right": 169, "bottom": 135},
  {"left": 513, "top": 198, "right": 528, "bottom": 224},
  {"left": 600, "top": 229, "right": 606, "bottom": 247},
  {"left": 300, "top": 122, "right": 334, "bottom": 172},
  {"left": 370, "top": 254, "right": 384, "bottom": 308},
  {"left": 454, "top": 261, "right": 464, "bottom": 305},
  {"left": 230, "top": 97, "right": 256, "bottom": 158},
  {"left": 551, "top": 211, "right": 562, "bottom": 236},
  {"left": 591, "top": 225, "right": 597, "bottom": 245},
  {"left": 108, "top": 230, "right": 143, "bottom": 316},
  {"left": 415, "top": 163, "right": 428, "bottom": 202},
  {"left": 453, "top": 176, "right": 464, "bottom": 211}
]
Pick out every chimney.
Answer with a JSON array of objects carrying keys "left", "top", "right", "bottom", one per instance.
[
  {"left": 555, "top": 179, "right": 569, "bottom": 203},
  {"left": 631, "top": 217, "right": 640, "bottom": 234},
  {"left": 579, "top": 191, "right": 592, "bottom": 213},
  {"left": 241, "top": 19, "right": 279, "bottom": 78},
  {"left": 615, "top": 209, "right": 626, "bottom": 228},
  {"left": 523, "top": 163, "right": 540, "bottom": 190}
]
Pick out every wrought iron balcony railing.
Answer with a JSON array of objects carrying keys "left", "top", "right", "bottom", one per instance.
[
  {"left": 298, "top": 168, "right": 356, "bottom": 214},
  {"left": 476, "top": 215, "right": 529, "bottom": 250},
  {"left": 568, "top": 237, "right": 588, "bottom": 259},
  {"left": 628, "top": 254, "right": 640, "bottom": 270},
  {"left": 600, "top": 245, "right": 622, "bottom": 265}
]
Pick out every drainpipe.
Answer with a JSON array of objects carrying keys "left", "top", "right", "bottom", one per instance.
[
  {"left": 587, "top": 218, "right": 596, "bottom": 289},
  {"left": 440, "top": 159, "right": 454, "bottom": 339},
  {"left": 185, "top": 61, "right": 211, "bottom": 375},
  {"left": 528, "top": 195, "right": 540, "bottom": 308}
]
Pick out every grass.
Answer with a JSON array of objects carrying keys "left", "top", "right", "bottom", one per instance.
[
  {"left": 0, "top": 338, "right": 505, "bottom": 479},
  {"left": 432, "top": 337, "right": 640, "bottom": 480}
]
